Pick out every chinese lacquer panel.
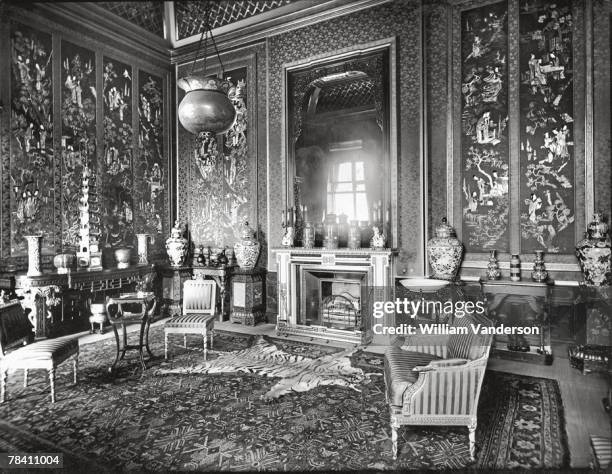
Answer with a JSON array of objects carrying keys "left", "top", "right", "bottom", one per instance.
[
  {"left": 519, "top": 0, "right": 575, "bottom": 253},
  {"left": 10, "top": 24, "right": 54, "bottom": 255},
  {"left": 101, "top": 57, "right": 134, "bottom": 249},
  {"left": 460, "top": 2, "right": 510, "bottom": 252}
]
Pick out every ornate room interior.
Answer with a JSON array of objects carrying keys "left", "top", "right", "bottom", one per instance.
[{"left": 0, "top": 0, "right": 610, "bottom": 471}]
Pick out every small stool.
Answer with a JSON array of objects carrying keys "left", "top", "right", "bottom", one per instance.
[
  {"left": 89, "top": 303, "right": 107, "bottom": 334},
  {"left": 1, "top": 336, "right": 79, "bottom": 404}
]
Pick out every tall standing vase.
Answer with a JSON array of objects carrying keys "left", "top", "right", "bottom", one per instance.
[
  {"left": 136, "top": 234, "right": 149, "bottom": 264},
  {"left": 25, "top": 235, "right": 43, "bottom": 277}
]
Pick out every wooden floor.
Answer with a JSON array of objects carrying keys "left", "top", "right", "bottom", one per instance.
[{"left": 77, "top": 318, "right": 610, "bottom": 469}]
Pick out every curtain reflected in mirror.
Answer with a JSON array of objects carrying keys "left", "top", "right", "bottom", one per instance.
[{"left": 288, "top": 48, "right": 390, "bottom": 246}]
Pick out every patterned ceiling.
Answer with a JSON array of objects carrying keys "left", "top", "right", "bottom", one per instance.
[
  {"left": 175, "top": 0, "right": 293, "bottom": 40},
  {"left": 96, "top": 0, "right": 295, "bottom": 41},
  {"left": 98, "top": 1, "right": 165, "bottom": 37}
]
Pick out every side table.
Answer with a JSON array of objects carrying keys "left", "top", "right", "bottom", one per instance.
[
  {"left": 230, "top": 268, "right": 266, "bottom": 326},
  {"left": 192, "top": 265, "right": 235, "bottom": 321},
  {"left": 159, "top": 265, "right": 192, "bottom": 318},
  {"left": 106, "top": 292, "right": 157, "bottom": 372}
]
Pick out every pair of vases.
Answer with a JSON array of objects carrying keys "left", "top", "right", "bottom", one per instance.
[{"left": 165, "top": 220, "right": 260, "bottom": 270}]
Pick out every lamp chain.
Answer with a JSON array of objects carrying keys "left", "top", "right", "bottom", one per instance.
[{"left": 188, "top": 2, "right": 226, "bottom": 81}]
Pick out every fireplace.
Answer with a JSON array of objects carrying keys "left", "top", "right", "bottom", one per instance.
[
  {"left": 273, "top": 248, "right": 396, "bottom": 345},
  {"left": 300, "top": 269, "right": 367, "bottom": 330}
]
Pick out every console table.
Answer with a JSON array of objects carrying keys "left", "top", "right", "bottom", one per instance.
[{"left": 0, "top": 265, "right": 155, "bottom": 337}]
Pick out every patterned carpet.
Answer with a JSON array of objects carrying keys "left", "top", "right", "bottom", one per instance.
[{"left": 0, "top": 327, "right": 569, "bottom": 471}]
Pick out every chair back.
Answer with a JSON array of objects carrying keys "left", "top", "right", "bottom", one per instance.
[
  {"left": 183, "top": 279, "right": 217, "bottom": 316},
  {"left": 0, "top": 300, "right": 33, "bottom": 357}
]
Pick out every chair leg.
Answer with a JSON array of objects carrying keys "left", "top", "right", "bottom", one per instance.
[
  {"left": 468, "top": 422, "right": 477, "bottom": 461},
  {"left": 1, "top": 368, "right": 7, "bottom": 403},
  {"left": 73, "top": 355, "right": 78, "bottom": 384},
  {"left": 23, "top": 369, "right": 28, "bottom": 388},
  {"left": 48, "top": 367, "right": 56, "bottom": 403},
  {"left": 390, "top": 417, "right": 399, "bottom": 460},
  {"left": 184, "top": 335, "right": 187, "bottom": 348},
  {"left": 203, "top": 329, "right": 207, "bottom": 361},
  {"left": 165, "top": 332, "right": 169, "bottom": 360},
  {"left": 210, "top": 330, "right": 214, "bottom": 350}
]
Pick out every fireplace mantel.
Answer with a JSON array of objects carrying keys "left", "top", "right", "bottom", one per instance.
[{"left": 272, "top": 247, "right": 397, "bottom": 345}]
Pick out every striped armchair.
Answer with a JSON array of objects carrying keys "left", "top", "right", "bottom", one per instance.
[{"left": 383, "top": 312, "right": 493, "bottom": 460}]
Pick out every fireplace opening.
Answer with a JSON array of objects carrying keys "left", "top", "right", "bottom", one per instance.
[{"left": 299, "top": 269, "right": 368, "bottom": 330}]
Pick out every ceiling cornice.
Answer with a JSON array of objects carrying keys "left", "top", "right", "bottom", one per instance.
[
  {"left": 22, "top": 2, "right": 172, "bottom": 67},
  {"left": 171, "top": 0, "right": 393, "bottom": 65}
]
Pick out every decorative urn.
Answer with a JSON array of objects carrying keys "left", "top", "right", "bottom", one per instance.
[
  {"left": 177, "top": 75, "right": 236, "bottom": 135},
  {"left": 234, "top": 220, "right": 260, "bottom": 269},
  {"left": 114, "top": 248, "right": 132, "bottom": 269},
  {"left": 53, "top": 252, "right": 76, "bottom": 274},
  {"left": 427, "top": 217, "right": 464, "bottom": 280},
  {"left": 166, "top": 220, "right": 188, "bottom": 267},
  {"left": 576, "top": 212, "right": 612, "bottom": 286}
]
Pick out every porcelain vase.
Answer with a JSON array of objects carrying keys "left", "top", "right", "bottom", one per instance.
[
  {"left": 426, "top": 218, "right": 463, "bottom": 280},
  {"left": 25, "top": 235, "right": 43, "bottom": 277},
  {"left": 576, "top": 212, "right": 612, "bottom": 286},
  {"left": 486, "top": 250, "right": 501, "bottom": 280},
  {"left": 531, "top": 250, "right": 549, "bottom": 283},
  {"left": 136, "top": 234, "right": 149, "bottom": 264},
  {"left": 166, "top": 221, "right": 188, "bottom": 267},
  {"left": 53, "top": 252, "right": 76, "bottom": 274},
  {"left": 233, "top": 221, "right": 260, "bottom": 269},
  {"left": 114, "top": 248, "right": 132, "bottom": 269}
]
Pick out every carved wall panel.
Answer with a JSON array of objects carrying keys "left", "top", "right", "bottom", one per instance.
[
  {"left": 61, "top": 40, "right": 96, "bottom": 250},
  {"left": 101, "top": 57, "right": 134, "bottom": 250},
  {"left": 9, "top": 23, "right": 55, "bottom": 256},
  {"left": 519, "top": 0, "right": 575, "bottom": 253},
  {"left": 191, "top": 68, "right": 248, "bottom": 245},
  {"left": 136, "top": 71, "right": 165, "bottom": 255},
  {"left": 460, "top": 2, "right": 510, "bottom": 252}
]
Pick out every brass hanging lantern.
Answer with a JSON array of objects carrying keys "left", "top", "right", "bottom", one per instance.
[{"left": 177, "top": 4, "right": 236, "bottom": 136}]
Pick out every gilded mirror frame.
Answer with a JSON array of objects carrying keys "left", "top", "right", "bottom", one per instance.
[{"left": 281, "top": 37, "right": 398, "bottom": 248}]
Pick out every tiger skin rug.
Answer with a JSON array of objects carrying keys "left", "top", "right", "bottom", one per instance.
[{"left": 158, "top": 337, "right": 376, "bottom": 399}]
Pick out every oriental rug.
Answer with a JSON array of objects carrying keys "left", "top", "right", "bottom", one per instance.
[{"left": 0, "top": 327, "right": 569, "bottom": 472}]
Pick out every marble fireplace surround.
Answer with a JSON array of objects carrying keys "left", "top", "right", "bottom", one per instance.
[{"left": 273, "top": 247, "right": 396, "bottom": 345}]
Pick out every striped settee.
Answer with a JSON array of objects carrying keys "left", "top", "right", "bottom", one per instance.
[{"left": 383, "top": 312, "right": 493, "bottom": 460}]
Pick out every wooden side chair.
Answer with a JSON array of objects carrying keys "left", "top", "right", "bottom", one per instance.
[
  {"left": 0, "top": 300, "right": 78, "bottom": 404},
  {"left": 164, "top": 279, "right": 216, "bottom": 360}
]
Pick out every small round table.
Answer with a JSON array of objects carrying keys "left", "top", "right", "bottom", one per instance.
[{"left": 106, "top": 292, "right": 157, "bottom": 372}]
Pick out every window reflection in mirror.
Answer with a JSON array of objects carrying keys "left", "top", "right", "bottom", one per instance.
[{"left": 290, "top": 51, "right": 388, "bottom": 242}]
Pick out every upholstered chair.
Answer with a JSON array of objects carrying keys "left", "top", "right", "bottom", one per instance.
[
  {"left": 0, "top": 300, "right": 78, "bottom": 404},
  {"left": 383, "top": 312, "right": 493, "bottom": 461},
  {"left": 164, "top": 279, "right": 216, "bottom": 360}
]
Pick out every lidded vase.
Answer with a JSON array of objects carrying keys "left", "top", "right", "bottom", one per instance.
[{"left": 426, "top": 217, "right": 464, "bottom": 280}]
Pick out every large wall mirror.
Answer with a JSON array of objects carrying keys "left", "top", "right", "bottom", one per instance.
[{"left": 285, "top": 40, "right": 397, "bottom": 247}]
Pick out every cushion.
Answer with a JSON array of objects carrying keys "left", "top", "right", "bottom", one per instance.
[
  {"left": 590, "top": 435, "right": 612, "bottom": 468},
  {"left": 447, "top": 316, "right": 487, "bottom": 360},
  {"left": 165, "top": 314, "right": 215, "bottom": 329},
  {"left": 1, "top": 336, "right": 78, "bottom": 365},
  {"left": 384, "top": 346, "right": 441, "bottom": 406}
]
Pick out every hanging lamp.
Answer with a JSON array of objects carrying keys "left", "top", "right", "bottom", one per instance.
[{"left": 177, "top": 3, "right": 236, "bottom": 136}]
